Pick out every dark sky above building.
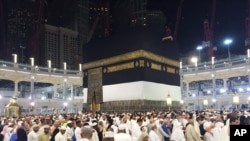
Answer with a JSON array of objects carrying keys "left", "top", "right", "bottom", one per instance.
[
  {"left": 29, "top": 0, "right": 250, "bottom": 57},
  {"left": 148, "top": 0, "right": 247, "bottom": 57},
  {"left": 1, "top": 0, "right": 248, "bottom": 59}
]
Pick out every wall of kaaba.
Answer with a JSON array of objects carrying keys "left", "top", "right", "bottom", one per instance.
[
  {"left": 83, "top": 50, "right": 180, "bottom": 86},
  {"left": 82, "top": 27, "right": 181, "bottom": 111}
]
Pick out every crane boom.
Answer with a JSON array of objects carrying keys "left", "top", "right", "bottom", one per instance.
[
  {"left": 203, "top": 0, "right": 216, "bottom": 61},
  {"left": 173, "top": 0, "right": 184, "bottom": 41},
  {"left": 245, "top": 0, "right": 250, "bottom": 48},
  {"left": 29, "top": 0, "right": 44, "bottom": 64},
  {"left": 86, "top": 17, "right": 99, "bottom": 43}
]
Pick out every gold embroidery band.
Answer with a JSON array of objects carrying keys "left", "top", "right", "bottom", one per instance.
[{"left": 83, "top": 50, "right": 179, "bottom": 70}]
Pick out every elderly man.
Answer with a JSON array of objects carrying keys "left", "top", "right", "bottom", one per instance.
[
  {"left": 148, "top": 123, "right": 160, "bottom": 141},
  {"left": 37, "top": 125, "right": 51, "bottom": 141},
  {"left": 185, "top": 113, "right": 202, "bottom": 141},
  {"left": 55, "top": 126, "right": 67, "bottom": 141},
  {"left": 28, "top": 124, "right": 40, "bottom": 141},
  {"left": 80, "top": 127, "right": 93, "bottom": 141},
  {"left": 114, "top": 124, "right": 132, "bottom": 141},
  {"left": 66, "top": 120, "right": 74, "bottom": 141}
]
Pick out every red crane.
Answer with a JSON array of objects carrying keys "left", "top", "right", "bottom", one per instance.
[
  {"left": 203, "top": 0, "right": 216, "bottom": 61},
  {"left": 245, "top": 0, "right": 250, "bottom": 48},
  {"left": 29, "top": 0, "right": 44, "bottom": 65},
  {"left": 163, "top": 0, "right": 184, "bottom": 41},
  {"left": 173, "top": 0, "right": 184, "bottom": 41}
]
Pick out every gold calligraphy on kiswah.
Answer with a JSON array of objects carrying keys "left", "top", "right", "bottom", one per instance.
[
  {"left": 83, "top": 50, "right": 179, "bottom": 70},
  {"left": 107, "top": 62, "right": 134, "bottom": 73}
]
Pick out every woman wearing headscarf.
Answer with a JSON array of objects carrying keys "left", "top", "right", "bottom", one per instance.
[{"left": 15, "top": 128, "right": 27, "bottom": 141}]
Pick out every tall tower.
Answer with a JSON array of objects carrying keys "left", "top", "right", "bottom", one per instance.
[
  {"left": 88, "top": 0, "right": 111, "bottom": 42},
  {"left": 3, "top": 0, "right": 38, "bottom": 63},
  {"left": 0, "top": 0, "right": 6, "bottom": 60},
  {"left": 132, "top": 0, "right": 148, "bottom": 26}
]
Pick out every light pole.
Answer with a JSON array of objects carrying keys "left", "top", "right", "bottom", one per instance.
[
  {"left": 203, "top": 97, "right": 208, "bottom": 110},
  {"left": 224, "top": 39, "right": 232, "bottom": 61},
  {"left": 233, "top": 93, "right": 239, "bottom": 110},
  {"left": 191, "top": 57, "right": 198, "bottom": 71},
  {"left": 196, "top": 45, "right": 203, "bottom": 63},
  {"left": 63, "top": 102, "right": 68, "bottom": 113},
  {"left": 180, "top": 99, "right": 184, "bottom": 110},
  {"left": 212, "top": 98, "right": 217, "bottom": 110},
  {"left": 166, "top": 94, "right": 172, "bottom": 111},
  {"left": 30, "top": 101, "right": 35, "bottom": 114}
]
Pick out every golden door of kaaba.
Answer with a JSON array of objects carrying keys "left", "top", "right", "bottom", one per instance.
[{"left": 87, "top": 67, "right": 103, "bottom": 112}]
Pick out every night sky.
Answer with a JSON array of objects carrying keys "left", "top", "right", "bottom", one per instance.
[
  {"left": 44, "top": 0, "right": 248, "bottom": 56},
  {"left": 149, "top": 0, "right": 247, "bottom": 56},
  {"left": 1, "top": 0, "right": 248, "bottom": 58}
]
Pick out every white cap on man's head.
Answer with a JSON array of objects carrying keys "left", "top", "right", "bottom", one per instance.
[
  {"left": 104, "top": 131, "right": 114, "bottom": 138},
  {"left": 60, "top": 126, "right": 67, "bottom": 130},
  {"left": 67, "top": 120, "right": 72, "bottom": 124},
  {"left": 44, "top": 125, "right": 50, "bottom": 129},
  {"left": 118, "top": 124, "right": 126, "bottom": 130},
  {"left": 32, "top": 124, "right": 39, "bottom": 128}
]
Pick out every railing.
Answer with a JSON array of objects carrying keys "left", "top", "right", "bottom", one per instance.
[
  {"left": 181, "top": 55, "right": 249, "bottom": 73},
  {"left": 0, "top": 60, "right": 82, "bottom": 76}
]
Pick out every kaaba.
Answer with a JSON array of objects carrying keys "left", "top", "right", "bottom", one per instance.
[{"left": 82, "top": 27, "right": 181, "bottom": 112}]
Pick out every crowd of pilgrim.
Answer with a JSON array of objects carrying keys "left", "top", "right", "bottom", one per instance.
[{"left": 0, "top": 109, "right": 248, "bottom": 141}]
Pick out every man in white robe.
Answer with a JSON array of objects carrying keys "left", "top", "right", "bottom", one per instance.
[
  {"left": 148, "top": 123, "right": 160, "bottom": 141},
  {"left": 114, "top": 124, "right": 132, "bottom": 141},
  {"left": 131, "top": 118, "right": 142, "bottom": 141},
  {"left": 28, "top": 124, "right": 40, "bottom": 141},
  {"left": 55, "top": 126, "right": 67, "bottom": 141}
]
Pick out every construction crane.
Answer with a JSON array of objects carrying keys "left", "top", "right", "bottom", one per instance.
[
  {"left": 203, "top": 0, "right": 216, "bottom": 61},
  {"left": 29, "top": 0, "right": 44, "bottom": 64},
  {"left": 86, "top": 17, "right": 100, "bottom": 43},
  {"left": 173, "top": 0, "right": 184, "bottom": 41},
  {"left": 163, "top": 0, "right": 184, "bottom": 41},
  {"left": 245, "top": 0, "right": 250, "bottom": 48}
]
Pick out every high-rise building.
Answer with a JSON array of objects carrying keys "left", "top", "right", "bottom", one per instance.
[
  {"left": 1, "top": 0, "right": 38, "bottom": 63},
  {"left": 41, "top": 24, "right": 78, "bottom": 70},
  {"left": 87, "top": 0, "right": 111, "bottom": 42},
  {"left": 131, "top": 0, "right": 148, "bottom": 26},
  {"left": 111, "top": 0, "right": 166, "bottom": 33},
  {"left": 1, "top": 0, "right": 166, "bottom": 69}
]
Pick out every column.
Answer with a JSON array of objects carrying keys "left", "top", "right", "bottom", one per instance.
[
  {"left": 63, "top": 62, "right": 67, "bottom": 74},
  {"left": 71, "top": 85, "right": 74, "bottom": 98},
  {"left": 30, "top": 76, "right": 35, "bottom": 99},
  {"left": 13, "top": 54, "right": 18, "bottom": 68},
  {"left": 53, "top": 84, "right": 57, "bottom": 98},
  {"left": 186, "top": 82, "right": 190, "bottom": 96},
  {"left": 180, "top": 75, "right": 183, "bottom": 97},
  {"left": 48, "top": 60, "right": 52, "bottom": 73},
  {"left": 63, "top": 78, "right": 67, "bottom": 100},
  {"left": 248, "top": 71, "right": 250, "bottom": 87},
  {"left": 212, "top": 75, "right": 216, "bottom": 97},
  {"left": 14, "top": 81, "right": 18, "bottom": 97},
  {"left": 223, "top": 78, "right": 228, "bottom": 94}
]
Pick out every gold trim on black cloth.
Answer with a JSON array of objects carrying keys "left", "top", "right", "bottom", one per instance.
[{"left": 83, "top": 50, "right": 179, "bottom": 70}]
